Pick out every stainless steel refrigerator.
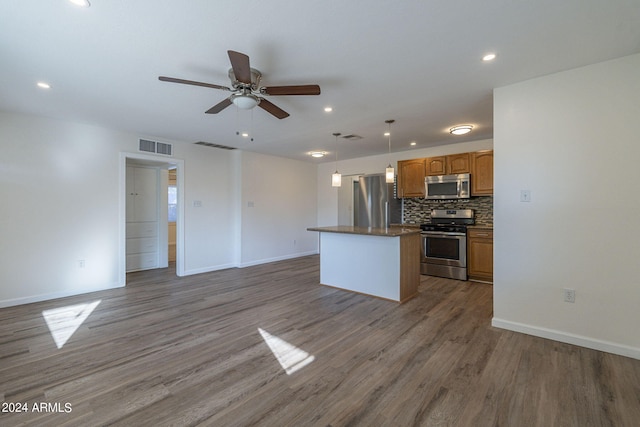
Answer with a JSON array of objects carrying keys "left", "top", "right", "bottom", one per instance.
[{"left": 353, "top": 174, "right": 402, "bottom": 228}]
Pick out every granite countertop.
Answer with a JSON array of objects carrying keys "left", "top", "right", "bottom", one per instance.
[{"left": 307, "top": 226, "right": 421, "bottom": 237}]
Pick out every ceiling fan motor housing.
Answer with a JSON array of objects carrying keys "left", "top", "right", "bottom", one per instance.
[{"left": 228, "top": 68, "right": 261, "bottom": 91}]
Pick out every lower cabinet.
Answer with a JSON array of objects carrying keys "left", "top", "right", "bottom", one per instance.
[
  {"left": 126, "top": 221, "right": 159, "bottom": 272},
  {"left": 467, "top": 228, "right": 493, "bottom": 283}
]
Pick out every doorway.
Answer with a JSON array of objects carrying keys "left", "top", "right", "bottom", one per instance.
[
  {"left": 119, "top": 152, "right": 185, "bottom": 285},
  {"left": 337, "top": 174, "right": 362, "bottom": 226}
]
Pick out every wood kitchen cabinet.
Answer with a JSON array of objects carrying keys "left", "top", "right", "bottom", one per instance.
[
  {"left": 467, "top": 228, "right": 493, "bottom": 283},
  {"left": 425, "top": 154, "right": 470, "bottom": 176},
  {"left": 397, "top": 158, "right": 426, "bottom": 198},
  {"left": 447, "top": 153, "right": 470, "bottom": 174},
  {"left": 471, "top": 150, "right": 493, "bottom": 196},
  {"left": 425, "top": 156, "right": 447, "bottom": 176}
]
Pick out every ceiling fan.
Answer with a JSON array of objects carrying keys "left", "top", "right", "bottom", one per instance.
[{"left": 159, "top": 50, "right": 321, "bottom": 119}]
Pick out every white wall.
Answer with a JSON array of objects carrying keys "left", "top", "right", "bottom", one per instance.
[
  {"left": 316, "top": 139, "right": 494, "bottom": 226},
  {"left": 0, "top": 111, "right": 316, "bottom": 307},
  {"left": 493, "top": 53, "right": 640, "bottom": 359},
  {"left": 240, "top": 151, "right": 318, "bottom": 266},
  {"left": 1, "top": 112, "right": 126, "bottom": 305},
  {"left": 176, "top": 143, "right": 237, "bottom": 275}
]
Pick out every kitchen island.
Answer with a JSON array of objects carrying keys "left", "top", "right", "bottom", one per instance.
[{"left": 307, "top": 226, "right": 421, "bottom": 303}]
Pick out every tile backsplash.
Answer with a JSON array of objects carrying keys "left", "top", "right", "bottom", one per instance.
[{"left": 402, "top": 196, "right": 493, "bottom": 226}]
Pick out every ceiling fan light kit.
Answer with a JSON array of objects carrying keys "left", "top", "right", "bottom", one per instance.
[
  {"left": 159, "top": 50, "right": 320, "bottom": 120},
  {"left": 230, "top": 93, "right": 260, "bottom": 110}
]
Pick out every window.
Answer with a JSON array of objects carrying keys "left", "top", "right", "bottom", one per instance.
[{"left": 168, "top": 185, "right": 177, "bottom": 222}]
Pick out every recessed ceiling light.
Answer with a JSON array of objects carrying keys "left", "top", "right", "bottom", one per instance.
[
  {"left": 310, "top": 151, "right": 326, "bottom": 158},
  {"left": 410, "top": 141, "right": 417, "bottom": 146},
  {"left": 384, "top": 132, "right": 390, "bottom": 137},
  {"left": 482, "top": 53, "right": 496, "bottom": 62},
  {"left": 324, "top": 107, "right": 333, "bottom": 112},
  {"left": 69, "top": 0, "right": 91, "bottom": 7},
  {"left": 450, "top": 125, "right": 473, "bottom": 135},
  {"left": 37, "top": 82, "right": 51, "bottom": 89},
  {"left": 241, "top": 132, "right": 249, "bottom": 137}
]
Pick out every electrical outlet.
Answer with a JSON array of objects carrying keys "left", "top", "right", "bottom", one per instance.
[
  {"left": 78, "top": 259, "right": 86, "bottom": 268},
  {"left": 563, "top": 288, "right": 575, "bottom": 303},
  {"left": 520, "top": 190, "right": 531, "bottom": 202}
]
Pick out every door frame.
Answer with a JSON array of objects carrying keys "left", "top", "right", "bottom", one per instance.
[{"left": 119, "top": 152, "right": 185, "bottom": 285}]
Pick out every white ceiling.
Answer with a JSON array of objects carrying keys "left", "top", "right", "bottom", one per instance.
[{"left": 2, "top": 1, "right": 639, "bottom": 162}]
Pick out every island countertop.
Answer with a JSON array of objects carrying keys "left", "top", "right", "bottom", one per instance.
[{"left": 306, "top": 226, "right": 421, "bottom": 237}]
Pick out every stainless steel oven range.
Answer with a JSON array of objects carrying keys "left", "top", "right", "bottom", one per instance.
[{"left": 420, "top": 209, "right": 475, "bottom": 280}]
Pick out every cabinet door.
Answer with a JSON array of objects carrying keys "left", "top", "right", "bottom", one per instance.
[
  {"left": 126, "top": 166, "right": 136, "bottom": 221},
  {"left": 471, "top": 150, "right": 493, "bottom": 196},
  {"left": 467, "top": 229, "right": 493, "bottom": 282},
  {"left": 447, "top": 153, "right": 470, "bottom": 174},
  {"left": 425, "top": 156, "right": 447, "bottom": 176},
  {"left": 133, "top": 167, "right": 158, "bottom": 222},
  {"left": 397, "top": 159, "right": 426, "bottom": 198},
  {"left": 127, "top": 165, "right": 158, "bottom": 222}
]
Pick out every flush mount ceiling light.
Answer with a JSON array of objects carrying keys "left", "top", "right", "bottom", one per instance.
[
  {"left": 324, "top": 107, "right": 333, "bottom": 113},
  {"left": 69, "top": 0, "right": 90, "bottom": 7},
  {"left": 450, "top": 125, "right": 473, "bottom": 135},
  {"left": 482, "top": 53, "right": 496, "bottom": 61},
  {"left": 37, "top": 82, "right": 51, "bottom": 89},
  {"left": 310, "top": 151, "right": 326, "bottom": 158}
]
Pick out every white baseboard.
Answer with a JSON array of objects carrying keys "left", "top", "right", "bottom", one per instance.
[
  {"left": 181, "top": 262, "right": 237, "bottom": 276},
  {"left": 0, "top": 282, "right": 124, "bottom": 308},
  {"left": 492, "top": 318, "right": 640, "bottom": 360},
  {"left": 238, "top": 251, "right": 318, "bottom": 268}
]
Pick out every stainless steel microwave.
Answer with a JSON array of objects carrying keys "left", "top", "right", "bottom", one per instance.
[{"left": 425, "top": 173, "right": 471, "bottom": 199}]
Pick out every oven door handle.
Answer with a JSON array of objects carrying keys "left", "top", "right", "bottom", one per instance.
[{"left": 421, "top": 231, "right": 466, "bottom": 237}]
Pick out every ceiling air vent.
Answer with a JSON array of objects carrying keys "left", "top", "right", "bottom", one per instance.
[
  {"left": 341, "top": 134, "right": 363, "bottom": 141},
  {"left": 194, "top": 141, "right": 237, "bottom": 150},
  {"left": 138, "top": 139, "right": 173, "bottom": 156}
]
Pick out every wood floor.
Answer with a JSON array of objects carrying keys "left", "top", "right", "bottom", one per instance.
[{"left": 1, "top": 255, "right": 639, "bottom": 426}]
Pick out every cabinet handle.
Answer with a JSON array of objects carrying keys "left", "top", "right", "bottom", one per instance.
[{"left": 475, "top": 233, "right": 489, "bottom": 237}]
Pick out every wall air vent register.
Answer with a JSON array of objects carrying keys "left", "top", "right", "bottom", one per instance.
[{"left": 138, "top": 139, "right": 173, "bottom": 156}]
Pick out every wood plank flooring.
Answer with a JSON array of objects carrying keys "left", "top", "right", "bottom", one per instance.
[{"left": 1, "top": 255, "right": 639, "bottom": 426}]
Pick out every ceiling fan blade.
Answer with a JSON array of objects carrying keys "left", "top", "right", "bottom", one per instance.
[
  {"left": 205, "top": 98, "right": 233, "bottom": 114},
  {"left": 262, "top": 85, "right": 321, "bottom": 96},
  {"left": 158, "top": 76, "right": 230, "bottom": 91},
  {"left": 227, "top": 50, "right": 252, "bottom": 84},
  {"left": 258, "top": 98, "right": 290, "bottom": 119}
]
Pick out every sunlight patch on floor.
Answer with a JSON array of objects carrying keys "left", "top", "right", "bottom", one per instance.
[
  {"left": 42, "top": 300, "right": 101, "bottom": 349},
  {"left": 258, "top": 328, "right": 315, "bottom": 375}
]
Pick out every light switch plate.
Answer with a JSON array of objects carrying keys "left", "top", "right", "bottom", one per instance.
[{"left": 520, "top": 190, "right": 531, "bottom": 202}]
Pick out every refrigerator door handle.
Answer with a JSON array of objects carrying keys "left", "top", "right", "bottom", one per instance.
[{"left": 385, "top": 201, "right": 389, "bottom": 229}]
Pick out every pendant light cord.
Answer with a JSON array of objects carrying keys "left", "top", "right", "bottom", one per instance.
[{"left": 333, "top": 132, "right": 341, "bottom": 172}]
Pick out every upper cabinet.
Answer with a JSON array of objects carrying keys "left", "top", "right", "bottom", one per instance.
[
  {"left": 425, "top": 156, "right": 447, "bottom": 176},
  {"left": 446, "top": 153, "right": 470, "bottom": 174},
  {"left": 397, "top": 158, "right": 426, "bottom": 198},
  {"left": 471, "top": 150, "right": 493, "bottom": 196},
  {"left": 397, "top": 150, "right": 492, "bottom": 198},
  {"left": 425, "top": 154, "right": 470, "bottom": 176}
]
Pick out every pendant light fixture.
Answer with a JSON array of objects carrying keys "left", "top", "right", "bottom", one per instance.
[
  {"left": 385, "top": 119, "right": 395, "bottom": 183},
  {"left": 331, "top": 132, "right": 342, "bottom": 187}
]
